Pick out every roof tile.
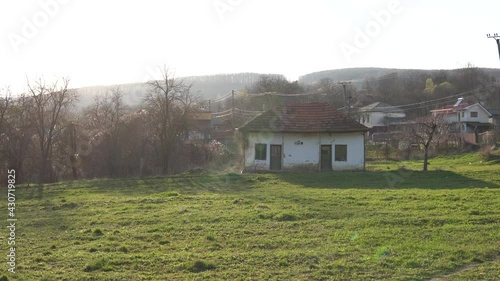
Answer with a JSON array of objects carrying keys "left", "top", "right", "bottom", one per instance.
[{"left": 238, "top": 103, "right": 368, "bottom": 133}]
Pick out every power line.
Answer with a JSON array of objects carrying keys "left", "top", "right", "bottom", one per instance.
[
  {"left": 211, "top": 107, "right": 263, "bottom": 116},
  {"left": 211, "top": 108, "right": 232, "bottom": 115},
  {"left": 209, "top": 82, "right": 497, "bottom": 118},
  {"left": 212, "top": 112, "right": 233, "bottom": 119},
  {"left": 211, "top": 91, "right": 233, "bottom": 103},
  {"left": 371, "top": 85, "right": 495, "bottom": 111},
  {"left": 235, "top": 108, "right": 264, "bottom": 114}
]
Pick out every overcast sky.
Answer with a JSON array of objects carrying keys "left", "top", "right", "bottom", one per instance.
[{"left": 1, "top": 0, "right": 499, "bottom": 93}]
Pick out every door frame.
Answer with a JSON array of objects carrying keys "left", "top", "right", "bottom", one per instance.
[{"left": 320, "top": 144, "right": 332, "bottom": 171}]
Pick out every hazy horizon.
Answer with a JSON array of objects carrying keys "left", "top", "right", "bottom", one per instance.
[{"left": 2, "top": 0, "right": 500, "bottom": 93}]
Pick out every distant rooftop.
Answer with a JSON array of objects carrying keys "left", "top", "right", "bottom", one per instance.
[
  {"left": 358, "top": 102, "right": 404, "bottom": 113},
  {"left": 488, "top": 109, "right": 500, "bottom": 116}
]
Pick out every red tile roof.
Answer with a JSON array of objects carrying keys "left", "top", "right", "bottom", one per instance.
[
  {"left": 238, "top": 103, "right": 368, "bottom": 133},
  {"left": 430, "top": 102, "right": 471, "bottom": 115}
]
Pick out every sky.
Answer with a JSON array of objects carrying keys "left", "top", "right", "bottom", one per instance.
[{"left": 1, "top": 0, "right": 499, "bottom": 94}]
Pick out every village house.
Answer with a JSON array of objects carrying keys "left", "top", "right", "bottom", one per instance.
[
  {"left": 237, "top": 103, "right": 368, "bottom": 172},
  {"left": 356, "top": 102, "right": 406, "bottom": 128},
  {"left": 489, "top": 109, "right": 500, "bottom": 130},
  {"left": 456, "top": 103, "right": 493, "bottom": 134},
  {"left": 210, "top": 117, "right": 235, "bottom": 145},
  {"left": 185, "top": 111, "right": 213, "bottom": 141},
  {"left": 430, "top": 98, "right": 493, "bottom": 134},
  {"left": 354, "top": 102, "right": 406, "bottom": 143}
]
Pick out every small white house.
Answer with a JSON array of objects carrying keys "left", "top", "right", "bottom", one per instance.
[
  {"left": 356, "top": 102, "right": 406, "bottom": 128},
  {"left": 238, "top": 103, "right": 368, "bottom": 172},
  {"left": 456, "top": 103, "right": 493, "bottom": 133}
]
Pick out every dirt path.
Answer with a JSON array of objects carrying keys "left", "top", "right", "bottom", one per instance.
[{"left": 429, "top": 255, "right": 500, "bottom": 281}]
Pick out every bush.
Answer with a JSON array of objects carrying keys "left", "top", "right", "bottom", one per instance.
[
  {"left": 84, "top": 257, "right": 112, "bottom": 272},
  {"left": 274, "top": 212, "right": 298, "bottom": 222},
  {"left": 480, "top": 146, "right": 493, "bottom": 161},
  {"left": 187, "top": 260, "right": 216, "bottom": 272}
]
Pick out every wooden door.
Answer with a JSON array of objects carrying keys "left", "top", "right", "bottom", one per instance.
[
  {"left": 270, "top": 145, "right": 282, "bottom": 171},
  {"left": 321, "top": 145, "right": 332, "bottom": 171}
]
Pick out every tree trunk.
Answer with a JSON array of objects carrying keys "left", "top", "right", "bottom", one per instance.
[
  {"left": 161, "top": 147, "right": 169, "bottom": 175},
  {"left": 40, "top": 157, "right": 48, "bottom": 183},
  {"left": 72, "top": 161, "right": 78, "bottom": 180},
  {"left": 423, "top": 146, "right": 429, "bottom": 171}
]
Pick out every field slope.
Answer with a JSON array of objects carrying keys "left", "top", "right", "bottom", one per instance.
[{"left": 3, "top": 153, "right": 500, "bottom": 280}]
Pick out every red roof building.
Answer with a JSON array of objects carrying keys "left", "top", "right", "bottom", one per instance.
[{"left": 238, "top": 103, "right": 368, "bottom": 172}]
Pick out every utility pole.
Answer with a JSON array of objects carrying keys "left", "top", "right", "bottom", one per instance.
[
  {"left": 487, "top": 33, "right": 500, "bottom": 61},
  {"left": 231, "top": 89, "right": 235, "bottom": 128},
  {"left": 338, "top": 81, "right": 352, "bottom": 116},
  {"left": 208, "top": 99, "right": 211, "bottom": 112}
]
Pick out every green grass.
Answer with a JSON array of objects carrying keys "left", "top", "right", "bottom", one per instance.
[{"left": 3, "top": 152, "right": 500, "bottom": 280}]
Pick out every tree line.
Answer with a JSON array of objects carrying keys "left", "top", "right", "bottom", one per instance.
[
  {"left": 0, "top": 68, "right": 231, "bottom": 185},
  {"left": 213, "top": 65, "right": 500, "bottom": 120},
  {"left": 1, "top": 65, "right": 499, "bottom": 184}
]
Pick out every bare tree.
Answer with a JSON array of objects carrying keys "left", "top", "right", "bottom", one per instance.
[
  {"left": 317, "top": 78, "right": 345, "bottom": 106},
  {"left": 27, "top": 77, "right": 78, "bottom": 183},
  {"left": 0, "top": 88, "right": 12, "bottom": 182},
  {"left": 0, "top": 94, "right": 36, "bottom": 183},
  {"left": 144, "top": 66, "right": 198, "bottom": 174},
  {"left": 84, "top": 86, "right": 129, "bottom": 177},
  {"left": 398, "top": 115, "right": 448, "bottom": 171},
  {"left": 0, "top": 87, "right": 11, "bottom": 134}
]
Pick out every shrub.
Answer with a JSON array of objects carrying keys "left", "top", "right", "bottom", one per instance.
[
  {"left": 274, "top": 212, "right": 298, "bottom": 222},
  {"left": 84, "top": 257, "right": 112, "bottom": 272},
  {"left": 118, "top": 246, "right": 128, "bottom": 253},
  {"left": 480, "top": 146, "right": 494, "bottom": 161},
  {"left": 187, "top": 260, "right": 216, "bottom": 272}
]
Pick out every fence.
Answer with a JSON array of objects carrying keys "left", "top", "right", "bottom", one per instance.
[{"left": 478, "top": 131, "right": 497, "bottom": 146}]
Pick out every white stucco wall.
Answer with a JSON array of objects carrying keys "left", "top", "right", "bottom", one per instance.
[
  {"left": 244, "top": 132, "right": 283, "bottom": 171},
  {"left": 459, "top": 105, "right": 491, "bottom": 123},
  {"left": 244, "top": 132, "right": 365, "bottom": 171},
  {"left": 444, "top": 113, "right": 458, "bottom": 124},
  {"left": 281, "top": 133, "right": 321, "bottom": 170},
  {"left": 320, "top": 132, "right": 365, "bottom": 170},
  {"left": 360, "top": 111, "right": 405, "bottom": 128}
]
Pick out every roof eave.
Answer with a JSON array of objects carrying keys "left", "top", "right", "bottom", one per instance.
[{"left": 240, "top": 129, "right": 368, "bottom": 133}]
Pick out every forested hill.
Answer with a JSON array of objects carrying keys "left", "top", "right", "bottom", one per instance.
[
  {"left": 183, "top": 73, "right": 276, "bottom": 98},
  {"left": 299, "top": 67, "right": 500, "bottom": 86},
  {"left": 76, "top": 73, "right": 281, "bottom": 108},
  {"left": 75, "top": 68, "right": 500, "bottom": 109}
]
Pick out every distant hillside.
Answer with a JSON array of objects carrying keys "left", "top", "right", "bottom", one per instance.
[
  {"left": 184, "top": 73, "right": 278, "bottom": 98},
  {"left": 75, "top": 73, "right": 278, "bottom": 109},
  {"left": 74, "top": 68, "right": 500, "bottom": 109},
  {"left": 299, "top": 67, "right": 500, "bottom": 87}
]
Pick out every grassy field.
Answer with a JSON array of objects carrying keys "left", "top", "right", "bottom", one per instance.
[{"left": 2, "top": 152, "right": 500, "bottom": 280}]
